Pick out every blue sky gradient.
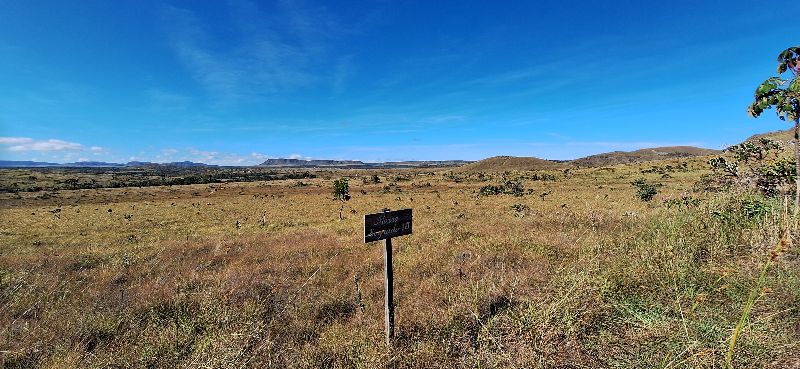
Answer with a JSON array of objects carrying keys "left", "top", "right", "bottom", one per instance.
[{"left": 1, "top": 0, "right": 798, "bottom": 164}]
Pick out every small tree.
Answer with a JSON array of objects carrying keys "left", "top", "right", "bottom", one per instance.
[
  {"left": 748, "top": 46, "right": 800, "bottom": 209},
  {"left": 332, "top": 178, "right": 350, "bottom": 201}
]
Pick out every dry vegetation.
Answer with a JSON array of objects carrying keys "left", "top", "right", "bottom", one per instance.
[{"left": 1, "top": 156, "right": 799, "bottom": 368}]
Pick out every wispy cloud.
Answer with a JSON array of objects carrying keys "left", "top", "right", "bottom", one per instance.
[
  {"left": 149, "top": 147, "right": 290, "bottom": 166},
  {"left": 0, "top": 137, "right": 112, "bottom": 162},
  {"left": 0, "top": 137, "right": 83, "bottom": 152},
  {"left": 162, "top": 0, "right": 343, "bottom": 102}
]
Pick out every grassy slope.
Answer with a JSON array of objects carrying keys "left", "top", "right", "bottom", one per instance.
[
  {"left": 0, "top": 158, "right": 798, "bottom": 368},
  {"left": 571, "top": 146, "right": 721, "bottom": 167},
  {"left": 744, "top": 127, "right": 794, "bottom": 144},
  {"left": 457, "top": 156, "right": 564, "bottom": 172}
]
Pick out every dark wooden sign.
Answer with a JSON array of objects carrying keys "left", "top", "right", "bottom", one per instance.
[
  {"left": 363, "top": 208, "right": 413, "bottom": 347},
  {"left": 364, "top": 208, "right": 412, "bottom": 243}
]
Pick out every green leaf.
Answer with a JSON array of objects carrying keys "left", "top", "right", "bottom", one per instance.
[
  {"left": 790, "top": 79, "right": 800, "bottom": 92},
  {"left": 757, "top": 81, "right": 775, "bottom": 95}
]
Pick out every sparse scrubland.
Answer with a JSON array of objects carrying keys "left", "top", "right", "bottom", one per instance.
[{"left": 1, "top": 150, "right": 799, "bottom": 368}]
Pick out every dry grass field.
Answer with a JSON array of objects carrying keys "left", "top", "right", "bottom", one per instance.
[{"left": 1, "top": 157, "right": 799, "bottom": 368}]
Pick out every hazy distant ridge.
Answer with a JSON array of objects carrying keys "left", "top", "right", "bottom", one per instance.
[
  {"left": 258, "top": 158, "right": 472, "bottom": 168},
  {"left": 258, "top": 158, "right": 365, "bottom": 167},
  {"left": 0, "top": 160, "right": 211, "bottom": 168},
  {"left": 0, "top": 143, "right": 733, "bottom": 169}
]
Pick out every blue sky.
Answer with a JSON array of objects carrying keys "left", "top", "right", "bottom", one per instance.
[{"left": 1, "top": 0, "right": 798, "bottom": 165}]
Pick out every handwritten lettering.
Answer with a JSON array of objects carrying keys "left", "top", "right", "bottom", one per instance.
[{"left": 364, "top": 209, "right": 412, "bottom": 242}]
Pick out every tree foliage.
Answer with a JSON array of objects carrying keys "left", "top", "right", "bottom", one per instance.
[
  {"left": 747, "top": 47, "right": 800, "bottom": 122},
  {"left": 706, "top": 139, "right": 794, "bottom": 198},
  {"left": 332, "top": 178, "right": 350, "bottom": 201},
  {"left": 725, "top": 139, "right": 781, "bottom": 163}
]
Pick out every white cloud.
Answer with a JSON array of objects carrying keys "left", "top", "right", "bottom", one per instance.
[
  {"left": 250, "top": 152, "right": 270, "bottom": 160},
  {"left": 288, "top": 153, "right": 312, "bottom": 160},
  {"left": 0, "top": 137, "right": 30, "bottom": 145},
  {"left": 0, "top": 137, "right": 83, "bottom": 152},
  {"left": 144, "top": 148, "right": 273, "bottom": 166}
]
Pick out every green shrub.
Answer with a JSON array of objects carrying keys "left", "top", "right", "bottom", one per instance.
[
  {"left": 479, "top": 178, "right": 525, "bottom": 197},
  {"left": 756, "top": 157, "right": 795, "bottom": 197},
  {"left": 332, "top": 178, "right": 350, "bottom": 201},
  {"left": 479, "top": 185, "right": 503, "bottom": 196},
  {"left": 631, "top": 178, "right": 661, "bottom": 202},
  {"left": 502, "top": 179, "right": 525, "bottom": 197}
]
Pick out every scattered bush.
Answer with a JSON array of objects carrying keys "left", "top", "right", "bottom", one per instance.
[
  {"left": 631, "top": 178, "right": 661, "bottom": 202},
  {"left": 502, "top": 179, "right": 525, "bottom": 196},
  {"left": 725, "top": 138, "right": 781, "bottom": 163},
  {"left": 479, "top": 185, "right": 503, "bottom": 196},
  {"left": 510, "top": 203, "right": 530, "bottom": 217},
  {"left": 711, "top": 195, "right": 774, "bottom": 224},
  {"left": 708, "top": 157, "right": 739, "bottom": 177},
  {"left": 756, "top": 156, "right": 795, "bottom": 197},
  {"left": 479, "top": 178, "right": 526, "bottom": 197}
]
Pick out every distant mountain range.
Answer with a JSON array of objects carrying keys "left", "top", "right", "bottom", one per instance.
[
  {"left": 257, "top": 158, "right": 472, "bottom": 168},
  {"left": 0, "top": 144, "right": 728, "bottom": 170},
  {"left": 0, "top": 160, "right": 213, "bottom": 168},
  {"left": 258, "top": 158, "right": 364, "bottom": 167},
  {"left": 0, "top": 159, "right": 471, "bottom": 169}
]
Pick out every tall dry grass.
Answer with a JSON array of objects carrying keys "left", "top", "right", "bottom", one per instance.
[{"left": 0, "top": 162, "right": 798, "bottom": 367}]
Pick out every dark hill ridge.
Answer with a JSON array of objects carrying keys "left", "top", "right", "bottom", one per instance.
[{"left": 570, "top": 146, "right": 720, "bottom": 167}]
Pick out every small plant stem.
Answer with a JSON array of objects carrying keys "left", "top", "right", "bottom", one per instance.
[{"left": 725, "top": 243, "right": 776, "bottom": 367}]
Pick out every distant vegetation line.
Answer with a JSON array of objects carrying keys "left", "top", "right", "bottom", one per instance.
[{"left": 0, "top": 168, "right": 317, "bottom": 193}]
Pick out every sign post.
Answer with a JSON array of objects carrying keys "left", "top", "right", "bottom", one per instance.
[
  {"left": 364, "top": 208, "right": 412, "bottom": 347},
  {"left": 383, "top": 236, "right": 393, "bottom": 346}
]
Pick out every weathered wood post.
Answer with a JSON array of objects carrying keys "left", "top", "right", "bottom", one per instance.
[
  {"left": 364, "top": 208, "right": 412, "bottom": 348},
  {"left": 383, "top": 235, "right": 394, "bottom": 346}
]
